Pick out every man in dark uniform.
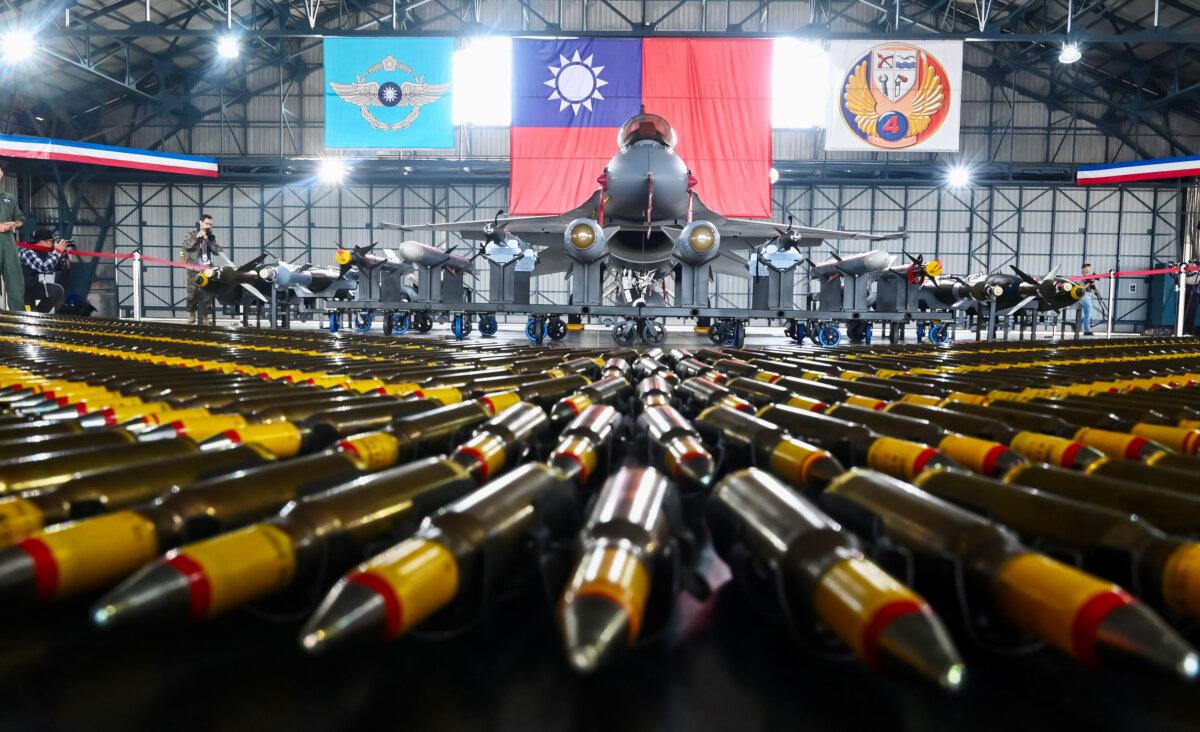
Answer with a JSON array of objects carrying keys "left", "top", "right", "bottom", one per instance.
[
  {"left": 0, "top": 164, "right": 26, "bottom": 310},
  {"left": 181, "top": 213, "right": 220, "bottom": 324},
  {"left": 20, "top": 228, "right": 69, "bottom": 313}
]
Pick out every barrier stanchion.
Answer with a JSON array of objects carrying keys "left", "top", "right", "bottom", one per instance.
[
  {"left": 131, "top": 251, "right": 144, "bottom": 321},
  {"left": 1177, "top": 263, "right": 1188, "bottom": 338},
  {"left": 1106, "top": 268, "right": 1116, "bottom": 339}
]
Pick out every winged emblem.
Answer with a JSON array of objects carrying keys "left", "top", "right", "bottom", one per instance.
[
  {"left": 328, "top": 55, "right": 450, "bottom": 132},
  {"left": 841, "top": 47, "right": 947, "bottom": 148}
]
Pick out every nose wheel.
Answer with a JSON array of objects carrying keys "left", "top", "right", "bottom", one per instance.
[{"left": 611, "top": 317, "right": 667, "bottom": 346}]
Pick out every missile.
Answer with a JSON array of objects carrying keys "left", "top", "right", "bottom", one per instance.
[
  {"left": 825, "top": 403, "right": 1025, "bottom": 478},
  {"left": 913, "top": 467, "right": 1200, "bottom": 619},
  {"left": 757, "top": 404, "right": 955, "bottom": 480},
  {"left": 0, "top": 431, "right": 409, "bottom": 605},
  {"left": 820, "top": 469, "right": 1199, "bottom": 678},
  {"left": 695, "top": 405, "right": 844, "bottom": 490},
  {"left": 557, "top": 466, "right": 671, "bottom": 672},
  {"left": 707, "top": 468, "right": 965, "bottom": 691},
  {"left": 808, "top": 249, "right": 894, "bottom": 278},
  {"left": 398, "top": 241, "right": 475, "bottom": 271},
  {"left": 298, "top": 405, "right": 622, "bottom": 653},
  {"left": 638, "top": 405, "right": 716, "bottom": 490}
]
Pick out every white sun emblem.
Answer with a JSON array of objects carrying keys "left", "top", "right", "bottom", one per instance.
[
  {"left": 544, "top": 50, "right": 608, "bottom": 115},
  {"left": 381, "top": 86, "right": 399, "bottom": 104}
]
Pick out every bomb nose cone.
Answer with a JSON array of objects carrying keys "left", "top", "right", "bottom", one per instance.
[
  {"left": 877, "top": 609, "right": 967, "bottom": 693},
  {"left": 559, "top": 595, "right": 631, "bottom": 674},
  {"left": 299, "top": 580, "right": 389, "bottom": 655},
  {"left": 92, "top": 561, "right": 193, "bottom": 629},
  {"left": 1093, "top": 602, "right": 1200, "bottom": 681},
  {"left": 0, "top": 544, "right": 38, "bottom": 602}
]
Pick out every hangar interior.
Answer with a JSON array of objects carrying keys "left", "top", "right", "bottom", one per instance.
[{"left": 1, "top": 1, "right": 1200, "bottom": 731}]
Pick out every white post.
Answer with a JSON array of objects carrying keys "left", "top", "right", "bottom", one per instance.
[
  {"left": 131, "top": 251, "right": 144, "bottom": 321},
  {"left": 1105, "top": 269, "right": 1115, "bottom": 338},
  {"left": 1176, "top": 262, "right": 1187, "bottom": 337}
]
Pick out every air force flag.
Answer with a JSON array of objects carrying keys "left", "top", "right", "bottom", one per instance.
[{"left": 324, "top": 37, "right": 454, "bottom": 149}]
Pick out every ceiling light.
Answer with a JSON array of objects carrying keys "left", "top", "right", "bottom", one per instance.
[
  {"left": 216, "top": 35, "right": 240, "bottom": 60},
  {"left": 1058, "top": 43, "right": 1081, "bottom": 64},
  {"left": 318, "top": 158, "right": 349, "bottom": 185},
  {"left": 947, "top": 165, "right": 971, "bottom": 188},
  {"left": 0, "top": 30, "right": 35, "bottom": 64}
]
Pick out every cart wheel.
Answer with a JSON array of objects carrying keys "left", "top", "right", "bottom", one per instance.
[
  {"left": 452, "top": 313, "right": 466, "bottom": 340},
  {"left": 847, "top": 320, "right": 868, "bottom": 344},
  {"left": 525, "top": 317, "right": 541, "bottom": 342},
  {"left": 383, "top": 310, "right": 395, "bottom": 336},
  {"left": 612, "top": 319, "right": 638, "bottom": 346},
  {"left": 415, "top": 313, "right": 433, "bottom": 333},
  {"left": 792, "top": 321, "right": 807, "bottom": 343},
  {"left": 725, "top": 320, "right": 746, "bottom": 348},
  {"left": 391, "top": 312, "right": 412, "bottom": 335},
  {"left": 327, "top": 312, "right": 339, "bottom": 333},
  {"left": 783, "top": 320, "right": 797, "bottom": 340},
  {"left": 546, "top": 318, "right": 568, "bottom": 341},
  {"left": 818, "top": 324, "right": 841, "bottom": 347},
  {"left": 708, "top": 320, "right": 730, "bottom": 345},
  {"left": 807, "top": 320, "right": 822, "bottom": 346},
  {"left": 479, "top": 314, "right": 498, "bottom": 337},
  {"left": 353, "top": 311, "right": 373, "bottom": 334},
  {"left": 928, "top": 323, "right": 951, "bottom": 344},
  {"left": 641, "top": 319, "right": 667, "bottom": 346},
  {"left": 915, "top": 321, "right": 927, "bottom": 342}
]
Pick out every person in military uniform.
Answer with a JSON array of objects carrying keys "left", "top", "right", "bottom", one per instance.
[
  {"left": 181, "top": 213, "right": 219, "bottom": 324},
  {"left": 0, "top": 165, "right": 27, "bottom": 310}
]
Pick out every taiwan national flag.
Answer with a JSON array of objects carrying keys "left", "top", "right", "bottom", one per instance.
[{"left": 510, "top": 38, "right": 772, "bottom": 217}]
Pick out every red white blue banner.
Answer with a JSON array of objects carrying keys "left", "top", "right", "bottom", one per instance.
[
  {"left": 0, "top": 134, "right": 218, "bottom": 177},
  {"left": 1076, "top": 155, "right": 1200, "bottom": 185}
]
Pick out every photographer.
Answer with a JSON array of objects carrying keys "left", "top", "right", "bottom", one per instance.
[
  {"left": 181, "top": 213, "right": 220, "bottom": 324},
  {"left": 20, "top": 228, "right": 68, "bottom": 313},
  {"left": 1079, "top": 262, "right": 1100, "bottom": 336}
]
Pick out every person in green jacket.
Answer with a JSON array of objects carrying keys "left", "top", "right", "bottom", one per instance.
[{"left": 0, "top": 164, "right": 26, "bottom": 310}]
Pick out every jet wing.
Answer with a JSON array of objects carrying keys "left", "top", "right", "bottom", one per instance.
[
  {"left": 690, "top": 195, "right": 906, "bottom": 248},
  {"left": 380, "top": 192, "right": 603, "bottom": 243}
]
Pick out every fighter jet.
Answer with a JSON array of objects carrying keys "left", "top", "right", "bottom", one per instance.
[{"left": 380, "top": 111, "right": 904, "bottom": 288}]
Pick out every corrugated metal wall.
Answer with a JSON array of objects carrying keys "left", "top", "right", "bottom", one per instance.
[{"left": 114, "top": 180, "right": 1179, "bottom": 326}]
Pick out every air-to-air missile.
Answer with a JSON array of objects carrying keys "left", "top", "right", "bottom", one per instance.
[
  {"left": 90, "top": 401, "right": 550, "bottom": 629},
  {"left": 398, "top": 241, "right": 476, "bottom": 272},
  {"left": 556, "top": 466, "right": 672, "bottom": 672},
  {"left": 823, "top": 403, "right": 1025, "bottom": 478},
  {"left": 820, "top": 469, "right": 1200, "bottom": 678},
  {"left": 263, "top": 261, "right": 358, "bottom": 299},
  {"left": 911, "top": 466, "right": 1200, "bottom": 619},
  {"left": 756, "top": 404, "right": 955, "bottom": 481},
  {"left": 298, "top": 405, "right": 622, "bottom": 653},
  {"left": 694, "top": 405, "right": 845, "bottom": 490},
  {"left": 707, "top": 468, "right": 965, "bottom": 691}
]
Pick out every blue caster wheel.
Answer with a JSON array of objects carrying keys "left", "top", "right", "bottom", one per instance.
[
  {"left": 526, "top": 316, "right": 547, "bottom": 345},
  {"left": 792, "top": 322, "right": 807, "bottom": 343},
  {"left": 391, "top": 313, "right": 411, "bottom": 335},
  {"left": 818, "top": 324, "right": 841, "bottom": 347},
  {"left": 452, "top": 313, "right": 466, "bottom": 340},
  {"left": 353, "top": 311, "right": 373, "bottom": 334},
  {"left": 479, "top": 314, "right": 498, "bottom": 337},
  {"left": 916, "top": 321, "right": 927, "bottom": 342},
  {"left": 525, "top": 317, "right": 539, "bottom": 342},
  {"left": 928, "top": 323, "right": 951, "bottom": 344},
  {"left": 327, "top": 312, "right": 339, "bottom": 333}
]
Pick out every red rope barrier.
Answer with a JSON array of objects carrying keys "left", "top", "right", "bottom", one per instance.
[{"left": 16, "top": 242, "right": 209, "bottom": 271}]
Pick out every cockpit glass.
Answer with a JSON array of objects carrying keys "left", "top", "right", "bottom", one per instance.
[{"left": 618, "top": 114, "right": 677, "bottom": 149}]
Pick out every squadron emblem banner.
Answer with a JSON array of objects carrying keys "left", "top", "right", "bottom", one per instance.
[
  {"left": 825, "top": 40, "right": 962, "bottom": 152},
  {"left": 324, "top": 38, "right": 454, "bottom": 149}
]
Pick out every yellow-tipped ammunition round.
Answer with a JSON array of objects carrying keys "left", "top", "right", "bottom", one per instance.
[
  {"left": 480, "top": 391, "right": 521, "bottom": 415},
  {"left": 560, "top": 545, "right": 650, "bottom": 643},
  {"left": 166, "top": 524, "right": 296, "bottom": 620},
  {"left": 1131, "top": 424, "right": 1200, "bottom": 455},
  {"left": 1009, "top": 432, "right": 1086, "bottom": 468},
  {"left": 352, "top": 538, "right": 459, "bottom": 638},
  {"left": 867, "top": 437, "right": 937, "bottom": 480},
  {"left": 938, "top": 435, "right": 1013, "bottom": 476},
  {"left": 1163, "top": 544, "right": 1200, "bottom": 618},
  {"left": 0, "top": 497, "right": 44, "bottom": 546},
  {"left": 812, "top": 556, "right": 926, "bottom": 669},
  {"left": 17, "top": 511, "right": 158, "bottom": 601},
  {"left": 337, "top": 433, "right": 401, "bottom": 470},
  {"left": 218, "top": 423, "right": 304, "bottom": 459}
]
